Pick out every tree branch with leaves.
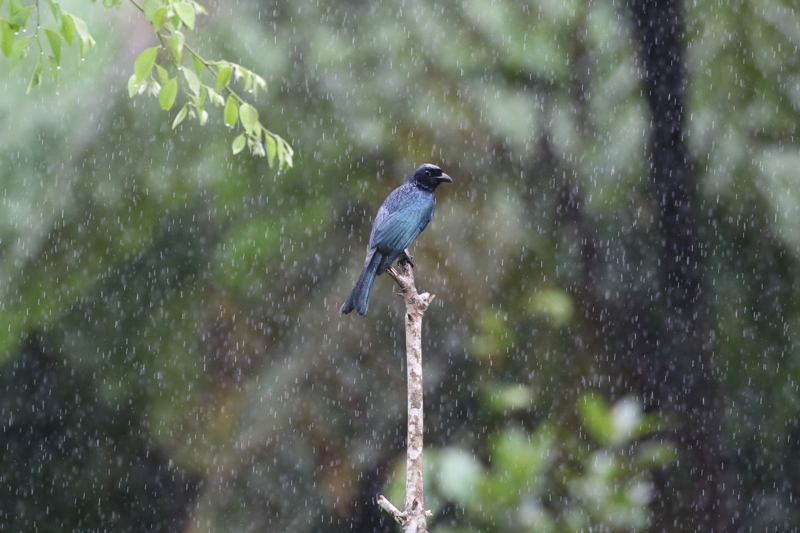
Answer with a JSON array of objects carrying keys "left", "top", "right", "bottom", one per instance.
[{"left": 0, "top": 0, "right": 292, "bottom": 166}]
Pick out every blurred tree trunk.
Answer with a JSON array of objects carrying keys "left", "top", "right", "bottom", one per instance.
[
  {"left": 627, "top": 0, "right": 731, "bottom": 530},
  {"left": 554, "top": 0, "right": 736, "bottom": 531}
]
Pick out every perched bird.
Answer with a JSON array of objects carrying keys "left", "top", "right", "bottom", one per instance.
[{"left": 340, "top": 163, "right": 453, "bottom": 315}]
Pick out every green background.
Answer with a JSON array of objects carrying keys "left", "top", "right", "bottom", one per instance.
[{"left": 2, "top": 0, "right": 799, "bottom": 531}]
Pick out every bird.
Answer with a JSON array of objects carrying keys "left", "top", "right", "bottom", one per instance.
[{"left": 340, "top": 163, "right": 453, "bottom": 315}]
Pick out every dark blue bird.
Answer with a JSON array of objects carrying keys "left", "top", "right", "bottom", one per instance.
[{"left": 340, "top": 164, "right": 453, "bottom": 315}]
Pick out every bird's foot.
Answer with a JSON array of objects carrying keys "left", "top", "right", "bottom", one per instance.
[{"left": 398, "top": 249, "right": 415, "bottom": 268}]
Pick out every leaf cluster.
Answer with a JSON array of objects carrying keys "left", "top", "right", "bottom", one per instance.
[
  {"left": 127, "top": 0, "right": 291, "bottom": 165},
  {"left": 1, "top": 0, "right": 292, "bottom": 164},
  {"left": 385, "top": 394, "right": 675, "bottom": 533},
  {"left": 0, "top": 0, "right": 94, "bottom": 91}
]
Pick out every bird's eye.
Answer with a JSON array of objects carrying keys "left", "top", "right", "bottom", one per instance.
[{"left": 425, "top": 169, "right": 431, "bottom": 176}]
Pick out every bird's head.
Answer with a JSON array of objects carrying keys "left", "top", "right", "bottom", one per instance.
[{"left": 409, "top": 164, "right": 453, "bottom": 190}]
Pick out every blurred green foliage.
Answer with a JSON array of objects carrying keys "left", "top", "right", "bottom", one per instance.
[
  {"left": 2, "top": 0, "right": 800, "bottom": 531},
  {"left": 387, "top": 394, "right": 674, "bottom": 532}
]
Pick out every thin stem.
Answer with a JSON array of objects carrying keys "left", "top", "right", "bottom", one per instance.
[
  {"left": 33, "top": 0, "right": 44, "bottom": 56},
  {"left": 127, "top": 0, "right": 248, "bottom": 107}
]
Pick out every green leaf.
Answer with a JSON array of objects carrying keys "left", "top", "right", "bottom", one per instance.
[
  {"left": 46, "top": 53, "right": 59, "bottom": 72},
  {"left": 161, "top": 16, "right": 176, "bottom": 35},
  {"left": 71, "top": 15, "right": 95, "bottom": 58},
  {"left": 253, "top": 74, "right": 266, "bottom": 91},
  {"left": 239, "top": 103, "right": 258, "bottom": 133},
  {"left": 277, "top": 137, "right": 291, "bottom": 168},
  {"left": 191, "top": 53, "right": 203, "bottom": 75},
  {"left": 482, "top": 426, "right": 553, "bottom": 502},
  {"left": 635, "top": 441, "right": 678, "bottom": 469},
  {"left": 215, "top": 64, "right": 232, "bottom": 92},
  {"left": 191, "top": 87, "right": 207, "bottom": 125},
  {"left": 252, "top": 74, "right": 267, "bottom": 98},
  {"left": 282, "top": 139, "right": 294, "bottom": 167},
  {"left": 483, "top": 383, "right": 535, "bottom": 412},
  {"left": 166, "top": 30, "right": 184, "bottom": 63},
  {"left": 142, "top": 0, "right": 160, "bottom": 21},
  {"left": 173, "top": 2, "right": 195, "bottom": 30},
  {"left": 158, "top": 78, "right": 178, "bottom": 110},
  {"left": 127, "top": 73, "right": 143, "bottom": 97},
  {"left": 44, "top": 29, "right": 61, "bottom": 63},
  {"left": 231, "top": 133, "right": 246, "bottom": 155},
  {"left": 196, "top": 84, "right": 207, "bottom": 106},
  {"left": 206, "top": 86, "right": 224, "bottom": 106},
  {"left": 155, "top": 63, "right": 168, "bottom": 84},
  {"left": 46, "top": 0, "right": 63, "bottom": 26},
  {"left": 133, "top": 46, "right": 158, "bottom": 84},
  {"left": 223, "top": 95, "right": 238, "bottom": 127},
  {"left": 265, "top": 133, "right": 276, "bottom": 166},
  {"left": 250, "top": 134, "right": 265, "bottom": 157},
  {"left": 578, "top": 394, "right": 615, "bottom": 446},
  {"left": 60, "top": 13, "right": 75, "bottom": 45},
  {"left": 8, "top": 34, "right": 31, "bottom": 68},
  {"left": 172, "top": 103, "right": 188, "bottom": 129},
  {"left": 0, "top": 19, "right": 14, "bottom": 57},
  {"left": 182, "top": 67, "right": 200, "bottom": 95},
  {"left": 26, "top": 59, "right": 42, "bottom": 93},
  {"left": 191, "top": 0, "right": 206, "bottom": 15},
  {"left": 151, "top": 6, "right": 168, "bottom": 31},
  {"left": 9, "top": 4, "right": 33, "bottom": 29}
]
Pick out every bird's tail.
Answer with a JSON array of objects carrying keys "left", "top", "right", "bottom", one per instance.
[{"left": 340, "top": 252, "right": 382, "bottom": 315}]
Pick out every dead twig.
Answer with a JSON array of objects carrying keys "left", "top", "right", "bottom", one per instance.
[{"left": 379, "top": 260, "right": 433, "bottom": 533}]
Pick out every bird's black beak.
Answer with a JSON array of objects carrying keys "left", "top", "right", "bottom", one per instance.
[{"left": 439, "top": 173, "right": 453, "bottom": 183}]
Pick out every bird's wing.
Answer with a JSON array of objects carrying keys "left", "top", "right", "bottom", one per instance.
[{"left": 370, "top": 202, "right": 434, "bottom": 255}]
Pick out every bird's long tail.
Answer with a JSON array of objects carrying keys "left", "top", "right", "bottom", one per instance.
[{"left": 340, "top": 252, "right": 382, "bottom": 315}]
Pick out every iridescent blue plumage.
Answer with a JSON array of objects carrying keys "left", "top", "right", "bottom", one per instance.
[{"left": 340, "top": 164, "right": 452, "bottom": 315}]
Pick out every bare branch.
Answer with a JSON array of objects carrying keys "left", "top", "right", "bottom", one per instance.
[{"left": 380, "top": 260, "right": 433, "bottom": 533}]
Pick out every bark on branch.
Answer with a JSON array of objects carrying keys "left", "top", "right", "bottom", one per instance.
[{"left": 377, "top": 260, "right": 433, "bottom": 533}]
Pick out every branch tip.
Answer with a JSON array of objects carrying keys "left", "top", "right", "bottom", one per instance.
[{"left": 377, "top": 495, "right": 406, "bottom": 524}]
